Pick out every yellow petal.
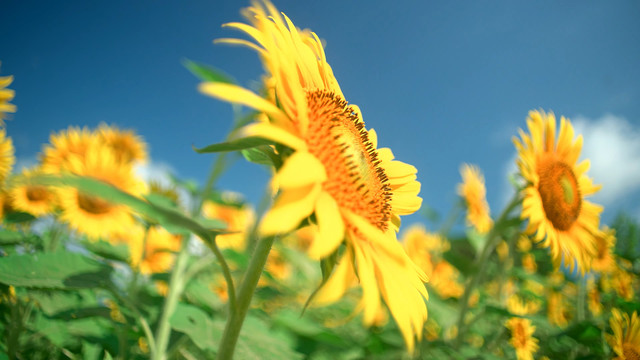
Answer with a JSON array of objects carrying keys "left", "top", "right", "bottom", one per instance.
[
  {"left": 198, "top": 82, "right": 289, "bottom": 125},
  {"left": 308, "top": 191, "right": 345, "bottom": 259},
  {"left": 233, "top": 122, "right": 306, "bottom": 151},
  {"left": 273, "top": 151, "right": 326, "bottom": 189},
  {"left": 259, "top": 184, "right": 320, "bottom": 235},
  {"left": 313, "top": 251, "right": 355, "bottom": 305}
]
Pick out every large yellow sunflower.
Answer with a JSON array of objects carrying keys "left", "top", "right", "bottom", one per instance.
[
  {"left": 0, "top": 70, "right": 17, "bottom": 124},
  {"left": 457, "top": 163, "right": 493, "bottom": 233},
  {"left": 97, "top": 123, "right": 148, "bottom": 164},
  {"left": 201, "top": 0, "right": 427, "bottom": 351},
  {"left": 505, "top": 317, "right": 539, "bottom": 360},
  {"left": 514, "top": 110, "right": 602, "bottom": 274},
  {"left": 10, "top": 167, "right": 56, "bottom": 216},
  {"left": 41, "top": 126, "right": 98, "bottom": 173},
  {"left": 0, "top": 129, "right": 14, "bottom": 183},
  {"left": 607, "top": 309, "right": 640, "bottom": 360},
  {"left": 55, "top": 142, "right": 145, "bottom": 239}
]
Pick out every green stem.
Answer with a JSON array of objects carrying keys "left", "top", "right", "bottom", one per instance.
[
  {"left": 454, "top": 193, "right": 521, "bottom": 347},
  {"left": 577, "top": 275, "right": 586, "bottom": 322},
  {"left": 203, "top": 238, "right": 237, "bottom": 312},
  {"left": 216, "top": 235, "right": 276, "bottom": 360},
  {"left": 106, "top": 285, "right": 156, "bottom": 355},
  {"left": 152, "top": 237, "right": 191, "bottom": 360}
]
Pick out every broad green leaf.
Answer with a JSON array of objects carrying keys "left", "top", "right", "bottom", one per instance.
[
  {"left": 193, "top": 137, "right": 274, "bottom": 154},
  {"left": 18, "top": 174, "right": 227, "bottom": 249},
  {"left": 0, "top": 229, "right": 38, "bottom": 245},
  {"left": 466, "top": 229, "right": 487, "bottom": 254},
  {"left": 171, "top": 303, "right": 303, "bottom": 359},
  {"left": 28, "top": 289, "right": 99, "bottom": 316},
  {"left": 273, "top": 309, "right": 348, "bottom": 347},
  {"left": 183, "top": 277, "right": 225, "bottom": 311},
  {"left": 183, "top": 58, "right": 235, "bottom": 84},
  {"left": 2, "top": 211, "right": 36, "bottom": 224},
  {"left": 241, "top": 145, "right": 281, "bottom": 167},
  {"left": 83, "top": 239, "right": 130, "bottom": 263},
  {"left": 0, "top": 251, "right": 112, "bottom": 289}
]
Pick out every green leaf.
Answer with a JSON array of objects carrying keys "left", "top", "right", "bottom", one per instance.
[
  {"left": 17, "top": 174, "right": 227, "bottom": 249},
  {"left": 171, "top": 303, "right": 303, "bottom": 359},
  {"left": 193, "top": 136, "right": 274, "bottom": 154},
  {"left": 182, "top": 58, "right": 235, "bottom": 84},
  {"left": 28, "top": 289, "right": 99, "bottom": 316},
  {"left": 83, "top": 239, "right": 130, "bottom": 263},
  {"left": 466, "top": 229, "right": 487, "bottom": 254},
  {"left": 2, "top": 211, "right": 36, "bottom": 224},
  {"left": 0, "top": 230, "right": 38, "bottom": 245},
  {"left": 241, "top": 146, "right": 281, "bottom": 168},
  {"left": 0, "top": 251, "right": 112, "bottom": 289}
]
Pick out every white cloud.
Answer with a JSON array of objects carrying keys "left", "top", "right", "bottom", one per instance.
[{"left": 572, "top": 114, "right": 640, "bottom": 206}]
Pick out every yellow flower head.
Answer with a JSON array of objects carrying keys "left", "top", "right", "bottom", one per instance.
[
  {"left": 0, "top": 129, "right": 14, "bottom": 183},
  {"left": 547, "top": 291, "right": 571, "bottom": 328},
  {"left": 606, "top": 309, "right": 640, "bottom": 360},
  {"left": 430, "top": 260, "right": 464, "bottom": 299},
  {"left": 202, "top": 0, "right": 427, "bottom": 351},
  {"left": 592, "top": 227, "right": 617, "bottom": 274},
  {"left": 507, "top": 295, "right": 540, "bottom": 316},
  {"left": 403, "top": 224, "right": 449, "bottom": 276},
  {"left": 457, "top": 164, "right": 493, "bottom": 233},
  {"left": 97, "top": 123, "right": 148, "bottom": 164},
  {"left": 10, "top": 167, "right": 56, "bottom": 216},
  {"left": 514, "top": 110, "right": 603, "bottom": 274},
  {"left": 55, "top": 142, "right": 144, "bottom": 239},
  {"left": 587, "top": 279, "right": 603, "bottom": 316},
  {"left": 505, "top": 317, "right": 539, "bottom": 360},
  {"left": 202, "top": 198, "right": 254, "bottom": 251},
  {"left": 612, "top": 266, "right": 635, "bottom": 301},
  {"left": 129, "top": 226, "right": 182, "bottom": 274},
  {"left": 0, "top": 70, "right": 17, "bottom": 124},
  {"left": 41, "top": 126, "right": 98, "bottom": 173},
  {"left": 521, "top": 253, "right": 537, "bottom": 274}
]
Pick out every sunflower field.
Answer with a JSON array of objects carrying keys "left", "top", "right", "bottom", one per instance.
[{"left": 1, "top": 1, "right": 639, "bottom": 359}]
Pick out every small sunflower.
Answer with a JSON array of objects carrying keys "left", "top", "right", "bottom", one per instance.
[
  {"left": 587, "top": 279, "right": 603, "bottom": 316},
  {"left": 521, "top": 253, "right": 537, "bottom": 274},
  {"left": 514, "top": 110, "right": 602, "bottom": 274},
  {"left": 202, "top": 199, "right": 255, "bottom": 251},
  {"left": 97, "top": 123, "right": 148, "bottom": 164},
  {"left": 606, "top": 309, "right": 640, "bottom": 360},
  {"left": 592, "top": 227, "right": 617, "bottom": 274},
  {"left": 0, "top": 129, "right": 14, "bottom": 183},
  {"left": 55, "top": 142, "right": 144, "bottom": 239},
  {"left": 430, "top": 260, "right": 464, "bottom": 299},
  {"left": 202, "top": 0, "right": 427, "bottom": 351},
  {"left": 457, "top": 164, "right": 492, "bottom": 233},
  {"left": 0, "top": 70, "right": 16, "bottom": 124},
  {"left": 41, "top": 126, "right": 98, "bottom": 173},
  {"left": 547, "top": 291, "right": 570, "bottom": 328},
  {"left": 10, "top": 168, "right": 56, "bottom": 216},
  {"left": 505, "top": 317, "right": 539, "bottom": 360},
  {"left": 129, "top": 226, "right": 182, "bottom": 274}
]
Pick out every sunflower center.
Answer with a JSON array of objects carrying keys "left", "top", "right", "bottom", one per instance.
[
  {"left": 77, "top": 193, "right": 112, "bottom": 215},
  {"left": 305, "top": 90, "right": 391, "bottom": 231},
  {"left": 623, "top": 345, "right": 640, "bottom": 360},
  {"left": 26, "top": 186, "right": 49, "bottom": 202},
  {"left": 537, "top": 158, "right": 581, "bottom": 231},
  {"left": 512, "top": 322, "right": 528, "bottom": 347}
]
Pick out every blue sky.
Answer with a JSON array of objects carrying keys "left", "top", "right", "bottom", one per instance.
[{"left": 2, "top": 0, "right": 639, "bottom": 230}]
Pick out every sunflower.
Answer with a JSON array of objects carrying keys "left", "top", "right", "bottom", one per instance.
[
  {"left": 10, "top": 167, "right": 56, "bottom": 216},
  {"left": 55, "top": 142, "right": 144, "bottom": 239},
  {"left": 606, "top": 309, "right": 640, "bottom": 360},
  {"left": 514, "top": 110, "right": 602, "bottom": 274},
  {"left": 41, "top": 126, "right": 98, "bottom": 173},
  {"left": 202, "top": 199, "right": 255, "bottom": 251},
  {"left": 587, "top": 279, "right": 602, "bottom": 316},
  {"left": 201, "top": 1, "right": 427, "bottom": 351},
  {"left": 0, "top": 70, "right": 16, "bottom": 124},
  {"left": 128, "top": 225, "right": 182, "bottom": 274},
  {"left": 97, "top": 123, "right": 148, "bottom": 164},
  {"left": 521, "top": 253, "right": 537, "bottom": 274},
  {"left": 592, "top": 227, "right": 616, "bottom": 274},
  {"left": 547, "top": 291, "right": 570, "bottom": 328},
  {"left": 505, "top": 317, "right": 539, "bottom": 360},
  {"left": 0, "top": 129, "right": 14, "bottom": 183},
  {"left": 457, "top": 164, "right": 492, "bottom": 233}
]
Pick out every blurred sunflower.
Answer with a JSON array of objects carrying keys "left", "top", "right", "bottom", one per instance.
[
  {"left": 592, "top": 227, "right": 616, "bottom": 274},
  {"left": 457, "top": 164, "right": 492, "bottom": 233},
  {"left": 0, "top": 129, "right": 14, "bottom": 183},
  {"left": 606, "top": 309, "right": 640, "bottom": 360},
  {"left": 10, "top": 168, "right": 56, "bottom": 216},
  {"left": 202, "top": 199, "right": 254, "bottom": 251},
  {"left": 41, "top": 126, "right": 97, "bottom": 173},
  {"left": 587, "top": 279, "right": 602, "bottom": 316},
  {"left": 505, "top": 317, "right": 538, "bottom": 360},
  {"left": 0, "top": 70, "right": 16, "bottom": 124},
  {"left": 97, "top": 123, "right": 148, "bottom": 164},
  {"left": 56, "top": 143, "right": 144, "bottom": 239},
  {"left": 514, "top": 110, "right": 602, "bottom": 274},
  {"left": 201, "top": 0, "right": 427, "bottom": 351},
  {"left": 547, "top": 291, "right": 570, "bottom": 328},
  {"left": 129, "top": 226, "right": 182, "bottom": 274}
]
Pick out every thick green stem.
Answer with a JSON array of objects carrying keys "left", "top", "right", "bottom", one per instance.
[
  {"left": 217, "top": 235, "right": 276, "bottom": 360},
  {"left": 454, "top": 193, "right": 521, "bottom": 347},
  {"left": 152, "top": 238, "right": 191, "bottom": 360}
]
